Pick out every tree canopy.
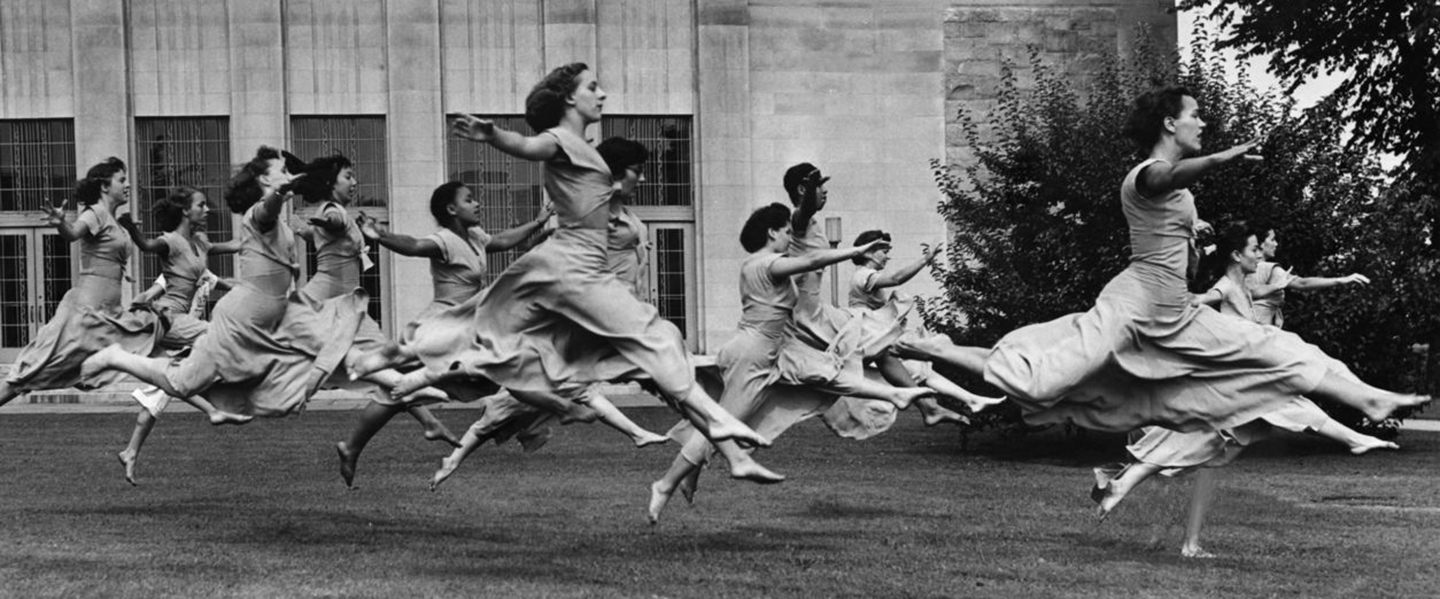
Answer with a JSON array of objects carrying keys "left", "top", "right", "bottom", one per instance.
[{"left": 1179, "top": 0, "right": 1440, "bottom": 184}]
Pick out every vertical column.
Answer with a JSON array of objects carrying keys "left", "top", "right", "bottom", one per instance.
[
  {"left": 694, "top": 0, "right": 751, "bottom": 352},
  {"left": 385, "top": 0, "right": 445, "bottom": 325},
  {"left": 542, "top": 0, "right": 597, "bottom": 68},
  {"left": 71, "top": 0, "right": 130, "bottom": 170},
  {"left": 228, "top": 0, "right": 286, "bottom": 166}
]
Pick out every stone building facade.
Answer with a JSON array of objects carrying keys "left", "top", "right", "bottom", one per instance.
[{"left": 0, "top": 0, "right": 1174, "bottom": 362}]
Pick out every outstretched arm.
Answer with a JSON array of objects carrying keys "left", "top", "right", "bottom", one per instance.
[
  {"left": 1190, "top": 288, "right": 1223, "bottom": 307},
  {"left": 1137, "top": 137, "right": 1263, "bottom": 198},
  {"left": 870, "top": 244, "right": 941, "bottom": 289},
  {"left": 356, "top": 213, "right": 442, "bottom": 259},
  {"left": 116, "top": 213, "right": 169, "bottom": 255},
  {"left": 1289, "top": 273, "right": 1370, "bottom": 291},
  {"left": 487, "top": 204, "right": 554, "bottom": 251},
  {"left": 451, "top": 114, "right": 559, "bottom": 162},
  {"left": 771, "top": 239, "right": 889, "bottom": 279},
  {"left": 39, "top": 200, "right": 91, "bottom": 241}
]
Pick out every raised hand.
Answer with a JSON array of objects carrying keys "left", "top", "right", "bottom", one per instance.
[
  {"left": 38, "top": 200, "right": 67, "bottom": 226},
  {"left": 1223, "top": 136, "right": 1265, "bottom": 162},
  {"left": 921, "top": 242, "right": 943, "bottom": 263},
  {"left": 451, "top": 114, "right": 497, "bottom": 143},
  {"left": 1341, "top": 273, "right": 1371, "bottom": 286},
  {"left": 356, "top": 212, "right": 387, "bottom": 240}
]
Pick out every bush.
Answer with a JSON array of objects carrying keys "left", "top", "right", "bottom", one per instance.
[{"left": 924, "top": 29, "right": 1440, "bottom": 436}]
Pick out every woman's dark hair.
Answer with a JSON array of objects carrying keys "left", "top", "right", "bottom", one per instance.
[
  {"left": 1123, "top": 86, "right": 1193, "bottom": 150},
  {"left": 525, "top": 62, "right": 588, "bottom": 132},
  {"left": 154, "top": 186, "right": 203, "bottom": 232},
  {"left": 740, "top": 203, "right": 792, "bottom": 253},
  {"left": 851, "top": 229, "right": 891, "bottom": 265},
  {"left": 1198, "top": 221, "right": 1257, "bottom": 288},
  {"left": 290, "top": 154, "right": 353, "bottom": 203},
  {"left": 429, "top": 181, "right": 469, "bottom": 226},
  {"left": 74, "top": 157, "right": 127, "bottom": 205},
  {"left": 595, "top": 137, "right": 649, "bottom": 179},
  {"left": 225, "top": 146, "right": 283, "bottom": 213}
]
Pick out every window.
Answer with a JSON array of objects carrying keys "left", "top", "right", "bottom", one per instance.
[
  {"left": 133, "top": 118, "right": 235, "bottom": 284},
  {"left": 0, "top": 119, "right": 76, "bottom": 214},
  {"left": 291, "top": 116, "right": 389, "bottom": 325},
  {"left": 600, "top": 116, "right": 692, "bottom": 207},
  {"left": 444, "top": 115, "right": 547, "bottom": 280}
]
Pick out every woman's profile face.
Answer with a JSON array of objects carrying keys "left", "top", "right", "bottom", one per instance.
[
  {"left": 1260, "top": 230, "right": 1278, "bottom": 259},
  {"left": 768, "top": 223, "right": 793, "bottom": 251},
  {"left": 1169, "top": 95, "right": 1205, "bottom": 154},
  {"left": 105, "top": 170, "right": 130, "bottom": 205},
  {"left": 1234, "top": 234, "right": 1263, "bottom": 274},
  {"left": 569, "top": 69, "right": 607, "bottom": 123},
  {"left": 187, "top": 192, "right": 210, "bottom": 226},
  {"left": 448, "top": 187, "right": 482, "bottom": 227},
  {"left": 333, "top": 167, "right": 357, "bottom": 204},
  {"left": 617, "top": 164, "right": 644, "bottom": 199}
]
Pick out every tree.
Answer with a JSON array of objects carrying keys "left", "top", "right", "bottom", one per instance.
[
  {"left": 1179, "top": 0, "right": 1440, "bottom": 186},
  {"left": 924, "top": 31, "right": 1438, "bottom": 435}
]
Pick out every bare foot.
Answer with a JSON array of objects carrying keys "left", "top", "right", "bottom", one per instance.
[
  {"left": 1181, "top": 545, "right": 1217, "bottom": 559},
  {"left": 430, "top": 454, "right": 462, "bottom": 491},
  {"left": 349, "top": 342, "right": 406, "bottom": 380},
  {"left": 80, "top": 343, "right": 124, "bottom": 383},
  {"left": 919, "top": 401, "right": 970, "bottom": 427},
  {"left": 707, "top": 423, "right": 770, "bottom": 449},
  {"left": 1091, "top": 464, "right": 1130, "bottom": 521},
  {"left": 1363, "top": 393, "right": 1431, "bottom": 422},
  {"left": 960, "top": 393, "right": 1006, "bottom": 415},
  {"left": 728, "top": 461, "right": 785, "bottom": 485},
  {"left": 117, "top": 450, "right": 138, "bottom": 486},
  {"left": 335, "top": 442, "right": 359, "bottom": 489},
  {"left": 422, "top": 421, "right": 462, "bottom": 448},
  {"left": 889, "top": 387, "right": 934, "bottom": 411},
  {"left": 633, "top": 431, "right": 670, "bottom": 448},
  {"left": 208, "top": 411, "right": 253, "bottom": 426},
  {"left": 647, "top": 481, "right": 673, "bottom": 525},
  {"left": 390, "top": 369, "right": 441, "bottom": 400},
  {"left": 1350, "top": 437, "right": 1400, "bottom": 455}
]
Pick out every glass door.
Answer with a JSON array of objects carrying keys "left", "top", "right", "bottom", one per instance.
[{"left": 0, "top": 229, "right": 73, "bottom": 362}]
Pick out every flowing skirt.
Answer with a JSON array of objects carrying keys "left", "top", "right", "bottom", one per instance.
[
  {"left": 7, "top": 276, "right": 159, "bottom": 392},
  {"left": 984, "top": 264, "right": 1331, "bottom": 433},
  {"left": 405, "top": 228, "right": 692, "bottom": 397},
  {"left": 165, "top": 283, "right": 369, "bottom": 417}
]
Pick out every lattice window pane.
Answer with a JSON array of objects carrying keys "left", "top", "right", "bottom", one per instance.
[
  {"left": 0, "top": 119, "right": 76, "bottom": 213},
  {"left": 600, "top": 116, "right": 692, "bottom": 207},
  {"left": 133, "top": 118, "right": 235, "bottom": 285},
  {"left": 291, "top": 117, "right": 389, "bottom": 208},
  {"left": 444, "top": 115, "right": 547, "bottom": 282},
  {"left": 40, "top": 233, "right": 71, "bottom": 321},
  {"left": 652, "top": 227, "right": 688, "bottom": 335},
  {"left": 0, "top": 235, "right": 28, "bottom": 347}
]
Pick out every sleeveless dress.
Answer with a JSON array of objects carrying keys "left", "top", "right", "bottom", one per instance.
[
  {"left": 7, "top": 203, "right": 159, "bottom": 392},
  {"left": 295, "top": 201, "right": 390, "bottom": 397},
  {"left": 1247, "top": 261, "right": 1294, "bottom": 327},
  {"left": 152, "top": 230, "right": 213, "bottom": 349},
  {"left": 377, "top": 225, "right": 554, "bottom": 450},
  {"left": 1125, "top": 275, "right": 1346, "bottom": 473},
  {"left": 847, "top": 265, "right": 943, "bottom": 385},
  {"left": 982, "top": 159, "right": 1336, "bottom": 433},
  {"left": 404, "top": 127, "right": 699, "bottom": 400},
  {"left": 163, "top": 204, "right": 369, "bottom": 416}
]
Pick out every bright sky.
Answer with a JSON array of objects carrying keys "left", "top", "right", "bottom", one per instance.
[{"left": 1177, "top": 6, "right": 1403, "bottom": 169}]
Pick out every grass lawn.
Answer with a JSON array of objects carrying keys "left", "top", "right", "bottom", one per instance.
[{"left": 2, "top": 407, "right": 1439, "bottom": 598}]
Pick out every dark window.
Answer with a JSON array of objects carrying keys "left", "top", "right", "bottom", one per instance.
[
  {"left": 444, "top": 115, "right": 547, "bottom": 281},
  {"left": 0, "top": 119, "right": 76, "bottom": 213},
  {"left": 133, "top": 117, "right": 235, "bottom": 285},
  {"left": 601, "top": 116, "right": 692, "bottom": 207},
  {"left": 292, "top": 116, "right": 389, "bottom": 324}
]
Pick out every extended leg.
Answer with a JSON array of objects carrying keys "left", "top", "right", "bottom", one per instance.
[
  {"left": 1314, "top": 418, "right": 1398, "bottom": 455},
  {"left": 1093, "top": 461, "right": 1164, "bottom": 521},
  {"left": 1310, "top": 367, "right": 1430, "bottom": 422},
  {"left": 872, "top": 355, "right": 967, "bottom": 424},
  {"left": 578, "top": 391, "right": 668, "bottom": 447},
  {"left": 430, "top": 420, "right": 499, "bottom": 491},
  {"left": 1180, "top": 469, "right": 1220, "bottom": 558},
  {"left": 405, "top": 405, "right": 461, "bottom": 447},
  {"left": 117, "top": 410, "right": 155, "bottom": 486},
  {"left": 335, "top": 401, "right": 405, "bottom": 489},
  {"left": 81, "top": 344, "right": 183, "bottom": 397}
]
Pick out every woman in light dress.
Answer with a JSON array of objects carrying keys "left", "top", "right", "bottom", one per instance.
[
  {"left": 1248, "top": 224, "right": 1370, "bottom": 328},
  {"left": 1095, "top": 222, "right": 1394, "bottom": 557},
  {"left": 846, "top": 229, "right": 1004, "bottom": 420},
  {"left": 82, "top": 147, "right": 374, "bottom": 419},
  {"left": 372, "top": 63, "right": 775, "bottom": 480},
  {"left": 0, "top": 158, "right": 160, "bottom": 408},
  {"left": 648, "top": 202, "right": 924, "bottom": 524},
  {"left": 337, "top": 174, "right": 668, "bottom": 489},
  {"left": 114, "top": 187, "right": 252, "bottom": 484},
  {"left": 895, "top": 86, "right": 1426, "bottom": 438}
]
